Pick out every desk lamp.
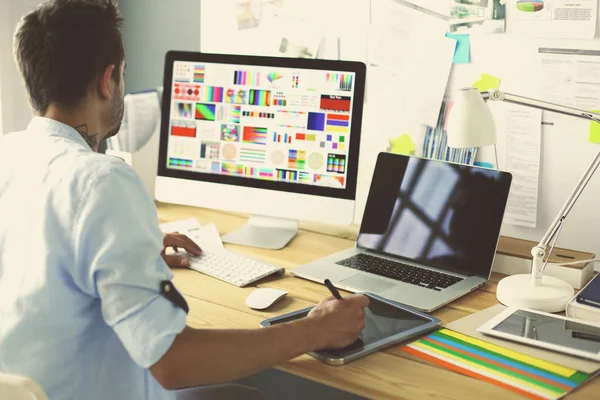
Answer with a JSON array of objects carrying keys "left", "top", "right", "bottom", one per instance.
[{"left": 446, "top": 87, "right": 600, "bottom": 312}]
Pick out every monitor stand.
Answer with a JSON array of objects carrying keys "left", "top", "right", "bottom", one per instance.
[{"left": 221, "top": 215, "right": 298, "bottom": 250}]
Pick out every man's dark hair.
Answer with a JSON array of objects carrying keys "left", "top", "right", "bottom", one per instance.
[{"left": 14, "top": 0, "right": 124, "bottom": 114}]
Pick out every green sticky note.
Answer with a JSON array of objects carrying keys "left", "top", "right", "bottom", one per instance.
[
  {"left": 389, "top": 134, "right": 416, "bottom": 155},
  {"left": 589, "top": 110, "right": 600, "bottom": 144},
  {"left": 472, "top": 73, "right": 501, "bottom": 92}
]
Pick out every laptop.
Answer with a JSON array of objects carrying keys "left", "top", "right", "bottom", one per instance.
[{"left": 291, "top": 152, "right": 513, "bottom": 312}]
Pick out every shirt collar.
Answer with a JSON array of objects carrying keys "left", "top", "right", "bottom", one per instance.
[{"left": 27, "top": 116, "right": 93, "bottom": 150}]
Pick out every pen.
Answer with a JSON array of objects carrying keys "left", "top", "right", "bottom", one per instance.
[{"left": 324, "top": 279, "right": 343, "bottom": 300}]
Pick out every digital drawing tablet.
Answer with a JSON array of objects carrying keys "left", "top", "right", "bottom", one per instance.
[
  {"left": 260, "top": 293, "right": 440, "bottom": 365},
  {"left": 478, "top": 307, "right": 600, "bottom": 362}
]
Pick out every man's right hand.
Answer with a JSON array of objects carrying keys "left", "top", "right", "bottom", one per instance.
[{"left": 305, "top": 295, "right": 370, "bottom": 350}]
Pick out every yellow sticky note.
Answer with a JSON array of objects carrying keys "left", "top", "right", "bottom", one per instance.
[
  {"left": 472, "top": 73, "right": 501, "bottom": 92},
  {"left": 589, "top": 110, "right": 600, "bottom": 144},
  {"left": 389, "top": 134, "right": 416, "bottom": 155}
]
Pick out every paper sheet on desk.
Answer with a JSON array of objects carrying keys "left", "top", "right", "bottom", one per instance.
[{"left": 159, "top": 218, "right": 224, "bottom": 249}]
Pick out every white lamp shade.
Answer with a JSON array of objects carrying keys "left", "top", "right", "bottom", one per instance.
[{"left": 447, "top": 87, "right": 497, "bottom": 148}]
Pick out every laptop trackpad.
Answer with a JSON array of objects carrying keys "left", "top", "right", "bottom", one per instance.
[{"left": 340, "top": 274, "right": 395, "bottom": 293}]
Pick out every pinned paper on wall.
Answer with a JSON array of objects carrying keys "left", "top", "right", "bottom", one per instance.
[
  {"left": 473, "top": 73, "right": 501, "bottom": 92},
  {"left": 388, "top": 134, "right": 416, "bottom": 155},
  {"left": 445, "top": 33, "right": 470, "bottom": 64},
  {"left": 589, "top": 110, "right": 600, "bottom": 144}
]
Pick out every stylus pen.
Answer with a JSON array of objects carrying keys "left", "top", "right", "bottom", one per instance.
[{"left": 324, "top": 279, "right": 343, "bottom": 300}]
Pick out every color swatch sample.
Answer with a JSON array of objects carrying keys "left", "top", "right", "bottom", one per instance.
[
  {"left": 276, "top": 168, "right": 298, "bottom": 182},
  {"left": 200, "top": 142, "right": 220, "bottom": 160},
  {"left": 403, "top": 329, "right": 592, "bottom": 400},
  {"left": 221, "top": 162, "right": 244, "bottom": 176},
  {"left": 234, "top": 70, "right": 260, "bottom": 86},
  {"left": 195, "top": 103, "right": 216, "bottom": 121},
  {"left": 176, "top": 103, "right": 193, "bottom": 118},
  {"left": 292, "top": 75, "right": 299, "bottom": 88},
  {"left": 174, "top": 84, "right": 201, "bottom": 101},
  {"left": 295, "top": 133, "right": 317, "bottom": 142},
  {"left": 307, "top": 112, "right": 326, "bottom": 131},
  {"left": 326, "top": 113, "right": 350, "bottom": 133},
  {"left": 245, "top": 166, "right": 274, "bottom": 179},
  {"left": 288, "top": 150, "right": 306, "bottom": 170},
  {"left": 220, "top": 124, "right": 240, "bottom": 142},
  {"left": 171, "top": 121, "right": 196, "bottom": 138},
  {"left": 225, "top": 89, "right": 247, "bottom": 104},
  {"left": 327, "top": 154, "right": 346, "bottom": 173},
  {"left": 267, "top": 72, "right": 283, "bottom": 83},
  {"left": 242, "top": 111, "right": 275, "bottom": 119},
  {"left": 249, "top": 89, "right": 272, "bottom": 106},
  {"left": 320, "top": 95, "right": 351, "bottom": 112},
  {"left": 242, "top": 126, "right": 268, "bottom": 145},
  {"left": 273, "top": 132, "right": 292, "bottom": 144},
  {"left": 169, "top": 158, "right": 193, "bottom": 168},
  {"left": 194, "top": 65, "right": 205, "bottom": 83},
  {"left": 203, "top": 86, "right": 224, "bottom": 103}
]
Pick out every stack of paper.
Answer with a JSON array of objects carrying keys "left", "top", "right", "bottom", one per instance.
[{"left": 402, "top": 328, "right": 594, "bottom": 400}]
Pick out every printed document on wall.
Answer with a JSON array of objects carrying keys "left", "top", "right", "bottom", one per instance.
[
  {"left": 504, "top": 107, "right": 542, "bottom": 228},
  {"left": 508, "top": 0, "right": 597, "bottom": 39},
  {"left": 539, "top": 48, "right": 600, "bottom": 113}
]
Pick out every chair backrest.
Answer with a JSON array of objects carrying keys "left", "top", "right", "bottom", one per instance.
[{"left": 0, "top": 373, "right": 49, "bottom": 400}]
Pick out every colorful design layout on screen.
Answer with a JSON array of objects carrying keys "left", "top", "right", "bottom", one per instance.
[{"left": 167, "top": 60, "right": 357, "bottom": 188}]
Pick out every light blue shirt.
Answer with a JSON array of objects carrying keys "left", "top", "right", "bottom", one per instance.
[{"left": 0, "top": 117, "right": 187, "bottom": 400}]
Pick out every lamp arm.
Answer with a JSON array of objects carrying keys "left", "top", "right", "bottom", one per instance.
[
  {"left": 483, "top": 89, "right": 600, "bottom": 123},
  {"left": 479, "top": 89, "right": 600, "bottom": 281}
]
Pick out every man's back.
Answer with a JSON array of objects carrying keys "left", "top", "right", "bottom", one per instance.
[{"left": 0, "top": 118, "right": 187, "bottom": 400}]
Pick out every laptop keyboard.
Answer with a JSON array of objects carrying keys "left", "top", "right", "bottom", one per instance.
[{"left": 336, "top": 253, "right": 464, "bottom": 291}]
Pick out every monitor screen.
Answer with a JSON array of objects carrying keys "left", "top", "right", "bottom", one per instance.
[
  {"left": 357, "top": 153, "right": 512, "bottom": 277},
  {"left": 158, "top": 52, "right": 365, "bottom": 199}
]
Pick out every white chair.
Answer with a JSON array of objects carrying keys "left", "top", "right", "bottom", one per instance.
[{"left": 0, "top": 373, "right": 49, "bottom": 400}]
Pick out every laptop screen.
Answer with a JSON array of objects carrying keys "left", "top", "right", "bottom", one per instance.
[{"left": 357, "top": 153, "right": 512, "bottom": 278}]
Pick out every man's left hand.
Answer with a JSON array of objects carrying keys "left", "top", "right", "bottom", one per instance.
[{"left": 162, "top": 232, "right": 202, "bottom": 268}]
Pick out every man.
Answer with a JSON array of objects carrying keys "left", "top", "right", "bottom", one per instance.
[{"left": 0, "top": 1, "right": 369, "bottom": 399}]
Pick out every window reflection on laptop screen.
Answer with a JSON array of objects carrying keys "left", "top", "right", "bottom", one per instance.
[{"left": 357, "top": 155, "right": 512, "bottom": 277}]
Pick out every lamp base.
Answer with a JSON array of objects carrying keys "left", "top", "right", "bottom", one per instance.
[{"left": 496, "top": 274, "right": 574, "bottom": 313}]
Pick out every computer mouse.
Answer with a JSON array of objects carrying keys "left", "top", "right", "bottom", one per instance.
[{"left": 245, "top": 288, "right": 288, "bottom": 310}]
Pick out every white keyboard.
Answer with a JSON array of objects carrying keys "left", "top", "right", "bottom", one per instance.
[{"left": 184, "top": 247, "right": 285, "bottom": 287}]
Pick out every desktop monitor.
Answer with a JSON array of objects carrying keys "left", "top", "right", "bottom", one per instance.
[{"left": 155, "top": 51, "right": 366, "bottom": 249}]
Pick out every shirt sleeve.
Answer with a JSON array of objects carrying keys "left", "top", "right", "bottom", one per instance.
[{"left": 70, "top": 160, "right": 187, "bottom": 368}]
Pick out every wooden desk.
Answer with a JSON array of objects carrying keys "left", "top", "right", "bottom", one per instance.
[{"left": 158, "top": 202, "right": 600, "bottom": 399}]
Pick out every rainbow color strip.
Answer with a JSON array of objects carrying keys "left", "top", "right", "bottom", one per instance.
[
  {"left": 203, "top": 86, "right": 224, "bottom": 103},
  {"left": 403, "top": 329, "right": 591, "bottom": 400},
  {"left": 327, "top": 154, "right": 346, "bottom": 174},
  {"left": 276, "top": 169, "right": 298, "bottom": 182},
  {"left": 245, "top": 166, "right": 274, "bottom": 179},
  {"left": 299, "top": 171, "right": 312, "bottom": 183},
  {"left": 234, "top": 70, "right": 260, "bottom": 86},
  {"left": 242, "top": 126, "right": 268, "bottom": 145},
  {"left": 230, "top": 105, "right": 241, "bottom": 124},
  {"left": 249, "top": 90, "right": 271, "bottom": 106},
  {"left": 168, "top": 158, "right": 193, "bottom": 168},
  {"left": 193, "top": 65, "right": 205, "bottom": 83}
]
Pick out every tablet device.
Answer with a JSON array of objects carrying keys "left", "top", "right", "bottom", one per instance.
[
  {"left": 260, "top": 293, "right": 440, "bottom": 365},
  {"left": 478, "top": 307, "right": 600, "bottom": 362}
]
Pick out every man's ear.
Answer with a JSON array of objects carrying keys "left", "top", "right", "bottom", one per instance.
[{"left": 98, "top": 64, "right": 116, "bottom": 100}]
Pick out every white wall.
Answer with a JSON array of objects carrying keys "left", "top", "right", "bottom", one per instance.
[{"left": 0, "top": 1, "right": 41, "bottom": 135}]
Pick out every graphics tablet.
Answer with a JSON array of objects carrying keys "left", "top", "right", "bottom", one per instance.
[
  {"left": 260, "top": 293, "right": 440, "bottom": 365},
  {"left": 478, "top": 307, "right": 600, "bottom": 362}
]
